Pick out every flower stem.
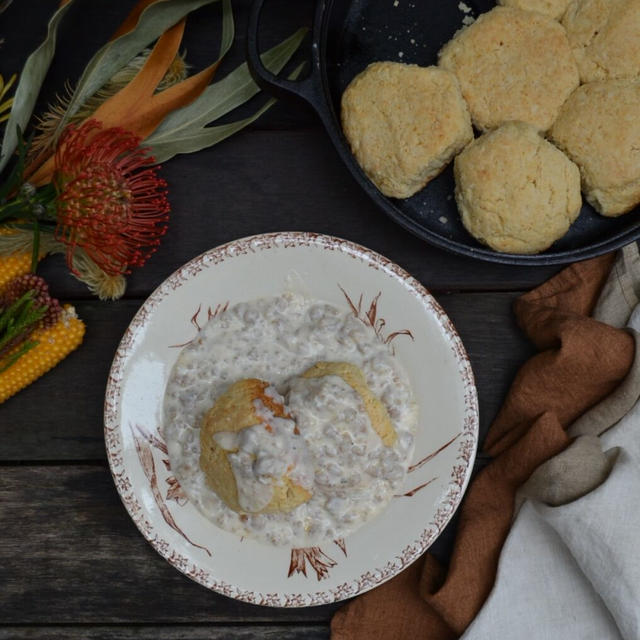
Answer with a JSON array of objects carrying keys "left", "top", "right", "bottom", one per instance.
[{"left": 31, "top": 220, "right": 40, "bottom": 272}]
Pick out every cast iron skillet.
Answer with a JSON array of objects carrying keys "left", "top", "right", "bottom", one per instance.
[{"left": 246, "top": 0, "right": 640, "bottom": 265}]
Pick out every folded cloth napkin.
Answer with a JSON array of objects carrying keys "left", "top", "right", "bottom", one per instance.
[
  {"left": 463, "top": 243, "right": 640, "bottom": 640},
  {"left": 331, "top": 252, "right": 635, "bottom": 640}
]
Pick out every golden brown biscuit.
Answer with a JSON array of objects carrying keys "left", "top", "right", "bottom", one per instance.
[
  {"left": 454, "top": 122, "right": 582, "bottom": 253},
  {"left": 302, "top": 361, "right": 397, "bottom": 447},
  {"left": 341, "top": 62, "right": 473, "bottom": 199},
  {"left": 498, "top": 0, "right": 571, "bottom": 20},
  {"left": 438, "top": 6, "right": 579, "bottom": 132},
  {"left": 550, "top": 79, "right": 640, "bottom": 217},
  {"left": 562, "top": 0, "right": 640, "bottom": 83},
  {"left": 199, "top": 379, "right": 312, "bottom": 514}
]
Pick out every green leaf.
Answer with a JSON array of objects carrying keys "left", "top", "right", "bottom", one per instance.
[
  {"left": 147, "top": 62, "right": 305, "bottom": 163},
  {"left": 146, "top": 27, "right": 307, "bottom": 146},
  {"left": 218, "top": 0, "right": 234, "bottom": 60},
  {"left": 0, "top": 127, "right": 28, "bottom": 201},
  {"left": 0, "top": 1, "right": 75, "bottom": 173},
  {"left": 52, "top": 0, "right": 220, "bottom": 144},
  {"left": 147, "top": 99, "right": 274, "bottom": 162}
]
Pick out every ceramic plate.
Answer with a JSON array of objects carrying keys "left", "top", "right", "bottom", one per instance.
[{"left": 104, "top": 232, "right": 478, "bottom": 607}]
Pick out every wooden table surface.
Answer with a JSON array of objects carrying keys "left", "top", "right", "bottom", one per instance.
[{"left": 1, "top": 2, "right": 562, "bottom": 638}]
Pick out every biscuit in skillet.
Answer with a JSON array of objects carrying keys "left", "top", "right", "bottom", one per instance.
[
  {"left": 438, "top": 6, "right": 579, "bottom": 132},
  {"left": 562, "top": 0, "right": 640, "bottom": 83},
  {"left": 341, "top": 61, "right": 473, "bottom": 199},
  {"left": 550, "top": 79, "right": 640, "bottom": 217},
  {"left": 454, "top": 121, "right": 582, "bottom": 254},
  {"left": 498, "top": 0, "right": 572, "bottom": 20}
]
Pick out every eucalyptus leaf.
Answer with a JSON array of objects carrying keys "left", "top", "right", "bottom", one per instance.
[
  {"left": 0, "top": 1, "right": 74, "bottom": 173},
  {"left": 147, "top": 62, "right": 305, "bottom": 163},
  {"left": 53, "top": 0, "right": 220, "bottom": 143},
  {"left": 218, "top": 0, "right": 234, "bottom": 60},
  {"left": 0, "top": 127, "right": 27, "bottom": 201},
  {"left": 147, "top": 27, "right": 307, "bottom": 145}
]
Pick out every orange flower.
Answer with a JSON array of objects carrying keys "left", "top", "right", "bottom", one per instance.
[{"left": 54, "top": 120, "right": 169, "bottom": 276}]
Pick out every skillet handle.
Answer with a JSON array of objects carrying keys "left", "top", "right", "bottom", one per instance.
[{"left": 247, "top": 0, "right": 328, "bottom": 111}]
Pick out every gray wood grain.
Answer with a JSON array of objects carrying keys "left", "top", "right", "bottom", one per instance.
[
  {"left": 0, "top": 625, "right": 329, "bottom": 640},
  {"left": 0, "top": 292, "right": 531, "bottom": 461},
  {"left": 0, "top": 465, "right": 340, "bottom": 624}
]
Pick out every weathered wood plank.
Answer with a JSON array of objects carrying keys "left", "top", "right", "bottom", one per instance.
[
  {"left": 0, "top": 465, "right": 342, "bottom": 624},
  {"left": 0, "top": 292, "right": 532, "bottom": 461},
  {"left": 0, "top": 626, "right": 329, "bottom": 640},
  {"left": 0, "top": 462, "right": 470, "bottom": 623}
]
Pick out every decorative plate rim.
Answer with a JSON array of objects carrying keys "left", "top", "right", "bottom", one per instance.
[{"left": 103, "top": 231, "right": 479, "bottom": 607}]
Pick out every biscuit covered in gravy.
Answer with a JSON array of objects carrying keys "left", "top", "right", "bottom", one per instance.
[
  {"left": 200, "top": 378, "right": 312, "bottom": 514},
  {"left": 302, "top": 361, "right": 397, "bottom": 446}
]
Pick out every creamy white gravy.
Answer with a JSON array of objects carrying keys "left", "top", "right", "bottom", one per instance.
[{"left": 162, "top": 293, "right": 417, "bottom": 546}]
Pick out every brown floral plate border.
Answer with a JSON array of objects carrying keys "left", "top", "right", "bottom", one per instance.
[{"left": 104, "top": 231, "right": 479, "bottom": 607}]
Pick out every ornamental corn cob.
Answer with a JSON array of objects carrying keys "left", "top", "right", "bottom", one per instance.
[
  {"left": 0, "top": 304, "right": 85, "bottom": 403},
  {"left": 0, "top": 250, "right": 32, "bottom": 290}
]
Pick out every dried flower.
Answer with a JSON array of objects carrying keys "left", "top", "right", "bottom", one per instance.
[
  {"left": 29, "top": 50, "right": 188, "bottom": 162},
  {"left": 69, "top": 247, "right": 126, "bottom": 301},
  {"left": 53, "top": 120, "right": 169, "bottom": 277},
  {"left": 1, "top": 273, "right": 62, "bottom": 329}
]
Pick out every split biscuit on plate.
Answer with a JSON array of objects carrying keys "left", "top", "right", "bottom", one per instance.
[
  {"left": 199, "top": 378, "right": 312, "bottom": 514},
  {"left": 302, "top": 361, "right": 397, "bottom": 447},
  {"left": 454, "top": 121, "right": 582, "bottom": 254},
  {"left": 550, "top": 79, "right": 640, "bottom": 217},
  {"left": 438, "top": 6, "right": 579, "bottom": 132},
  {"left": 562, "top": 0, "right": 640, "bottom": 83},
  {"left": 341, "top": 61, "right": 473, "bottom": 199}
]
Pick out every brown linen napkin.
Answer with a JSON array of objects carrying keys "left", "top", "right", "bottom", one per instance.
[
  {"left": 331, "top": 253, "right": 635, "bottom": 640},
  {"left": 520, "top": 243, "right": 640, "bottom": 508}
]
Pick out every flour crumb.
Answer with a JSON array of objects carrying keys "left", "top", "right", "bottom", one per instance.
[
  {"left": 439, "top": 216, "right": 448, "bottom": 224},
  {"left": 393, "top": 0, "right": 399, "bottom": 6},
  {"left": 458, "top": 1, "right": 472, "bottom": 13},
  {"left": 398, "top": 51, "right": 404, "bottom": 58},
  {"left": 462, "top": 15, "right": 475, "bottom": 25}
]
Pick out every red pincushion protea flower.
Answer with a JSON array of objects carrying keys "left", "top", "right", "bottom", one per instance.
[{"left": 53, "top": 120, "right": 169, "bottom": 276}]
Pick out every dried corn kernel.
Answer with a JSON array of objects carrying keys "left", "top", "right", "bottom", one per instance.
[
  {"left": 0, "top": 251, "right": 32, "bottom": 290},
  {"left": 0, "top": 304, "right": 85, "bottom": 404}
]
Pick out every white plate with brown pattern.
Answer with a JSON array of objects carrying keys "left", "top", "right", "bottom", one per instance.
[{"left": 104, "top": 231, "right": 478, "bottom": 607}]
